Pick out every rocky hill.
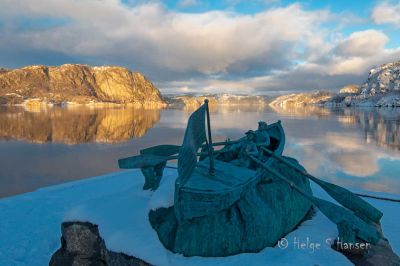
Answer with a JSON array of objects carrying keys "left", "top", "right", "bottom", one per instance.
[
  {"left": 346, "top": 61, "right": 400, "bottom": 107},
  {"left": 269, "top": 91, "right": 332, "bottom": 107},
  {"left": 271, "top": 61, "right": 400, "bottom": 108},
  {"left": 167, "top": 94, "right": 270, "bottom": 108},
  {"left": 0, "top": 64, "right": 166, "bottom": 107}
]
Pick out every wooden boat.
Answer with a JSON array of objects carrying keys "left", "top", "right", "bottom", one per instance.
[
  {"left": 176, "top": 121, "right": 285, "bottom": 220},
  {"left": 144, "top": 102, "right": 313, "bottom": 257},
  {"left": 119, "top": 100, "right": 382, "bottom": 257}
]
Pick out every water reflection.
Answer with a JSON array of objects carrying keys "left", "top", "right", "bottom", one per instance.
[
  {"left": 271, "top": 105, "right": 400, "bottom": 151},
  {"left": 0, "top": 105, "right": 399, "bottom": 197},
  {"left": 271, "top": 105, "right": 400, "bottom": 195},
  {"left": 0, "top": 106, "right": 161, "bottom": 144}
]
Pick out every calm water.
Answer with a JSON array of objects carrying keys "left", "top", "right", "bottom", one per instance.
[{"left": 0, "top": 104, "right": 399, "bottom": 198}]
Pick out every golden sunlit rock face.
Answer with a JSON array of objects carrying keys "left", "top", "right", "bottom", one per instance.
[
  {"left": 269, "top": 91, "right": 332, "bottom": 107},
  {"left": 339, "top": 84, "right": 360, "bottom": 94},
  {"left": 169, "top": 95, "right": 269, "bottom": 110},
  {"left": 0, "top": 106, "right": 161, "bottom": 144},
  {"left": 0, "top": 64, "right": 167, "bottom": 107}
]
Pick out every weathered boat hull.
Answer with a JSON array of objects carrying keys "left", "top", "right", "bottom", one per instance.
[{"left": 149, "top": 157, "right": 313, "bottom": 257}]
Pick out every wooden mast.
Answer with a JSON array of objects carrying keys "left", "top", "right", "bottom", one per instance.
[{"left": 204, "top": 99, "right": 215, "bottom": 175}]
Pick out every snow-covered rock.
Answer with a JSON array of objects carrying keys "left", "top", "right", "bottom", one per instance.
[
  {"left": 361, "top": 61, "right": 400, "bottom": 97},
  {"left": 271, "top": 61, "right": 400, "bottom": 107},
  {"left": 339, "top": 61, "right": 400, "bottom": 107},
  {"left": 375, "top": 93, "right": 400, "bottom": 107}
]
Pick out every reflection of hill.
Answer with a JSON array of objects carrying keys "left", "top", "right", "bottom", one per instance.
[
  {"left": 337, "top": 108, "right": 400, "bottom": 151},
  {"left": 183, "top": 104, "right": 269, "bottom": 113},
  {"left": 271, "top": 105, "right": 400, "bottom": 150},
  {"left": 269, "top": 104, "right": 332, "bottom": 118},
  {"left": 0, "top": 106, "right": 160, "bottom": 144}
]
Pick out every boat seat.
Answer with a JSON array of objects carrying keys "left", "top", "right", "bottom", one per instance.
[{"left": 176, "top": 158, "right": 258, "bottom": 219}]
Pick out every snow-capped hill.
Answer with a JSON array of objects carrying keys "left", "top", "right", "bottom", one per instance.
[
  {"left": 361, "top": 61, "right": 400, "bottom": 97},
  {"left": 271, "top": 61, "right": 400, "bottom": 108}
]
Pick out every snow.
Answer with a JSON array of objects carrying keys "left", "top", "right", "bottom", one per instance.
[{"left": 0, "top": 168, "right": 399, "bottom": 266}]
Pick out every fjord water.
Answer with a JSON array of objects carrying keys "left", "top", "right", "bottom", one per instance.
[{"left": 0, "top": 105, "right": 399, "bottom": 198}]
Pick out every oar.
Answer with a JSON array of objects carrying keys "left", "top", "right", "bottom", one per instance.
[
  {"left": 247, "top": 154, "right": 380, "bottom": 244},
  {"left": 139, "top": 140, "right": 241, "bottom": 157},
  {"left": 260, "top": 147, "right": 383, "bottom": 224},
  {"left": 118, "top": 149, "right": 227, "bottom": 169},
  {"left": 119, "top": 154, "right": 176, "bottom": 169},
  {"left": 140, "top": 144, "right": 181, "bottom": 156}
]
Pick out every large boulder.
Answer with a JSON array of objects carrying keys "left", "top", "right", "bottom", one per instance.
[{"left": 50, "top": 221, "right": 151, "bottom": 266}]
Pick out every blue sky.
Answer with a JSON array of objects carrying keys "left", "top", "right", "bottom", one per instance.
[{"left": 0, "top": 0, "right": 399, "bottom": 94}]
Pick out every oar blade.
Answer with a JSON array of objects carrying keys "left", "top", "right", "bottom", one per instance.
[
  {"left": 140, "top": 144, "right": 181, "bottom": 156},
  {"left": 312, "top": 177, "right": 383, "bottom": 223},
  {"left": 261, "top": 146, "right": 383, "bottom": 224},
  {"left": 118, "top": 154, "right": 168, "bottom": 169},
  {"left": 314, "top": 197, "right": 380, "bottom": 244}
]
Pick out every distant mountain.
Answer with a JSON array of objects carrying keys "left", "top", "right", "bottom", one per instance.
[
  {"left": 270, "top": 61, "right": 400, "bottom": 108},
  {"left": 166, "top": 94, "right": 271, "bottom": 107},
  {"left": 0, "top": 64, "right": 166, "bottom": 107},
  {"left": 269, "top": 91, "right": 332, "bottom": 107}
]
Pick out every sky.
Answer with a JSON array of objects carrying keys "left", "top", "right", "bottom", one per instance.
[{"left": 0, "top": 0, "right": 400, "bottom": 95}]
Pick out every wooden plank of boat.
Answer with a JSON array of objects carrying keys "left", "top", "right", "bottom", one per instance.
[{"left": 176, "top": 158, "right": 259, "bottom": 220}]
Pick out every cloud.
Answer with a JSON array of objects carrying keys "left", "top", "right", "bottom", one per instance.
[
  {"left": 178, "top": 0, "right": 199, "bottom": 8},
  {"left": 372, "top": 1, "right": 400, "bottom": 28},
  {"left": 0, "top": 2, "right": 327, "bottom": 76},
  {"left": 0, "top": 0, "right": 399, "bottom": 94},
  {"left": 334, "top": 30, "right": 388, "bottom": 57}
]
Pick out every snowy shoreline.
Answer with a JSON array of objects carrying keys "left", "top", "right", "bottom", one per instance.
[{"left": 0, "top": 168, "right": 399, "bottom": 265}]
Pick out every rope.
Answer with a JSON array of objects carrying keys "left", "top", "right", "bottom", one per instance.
[{"left": 355, "top": 193, "right": 400, "bottom": 203}]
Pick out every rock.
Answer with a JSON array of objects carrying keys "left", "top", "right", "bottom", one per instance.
[
  {"left": 270, "top": 61, "right": 400, "bottom": 107},
  {"left": 332, "top": 224, "right": 400, "bottom": 266},
  {"left": 167, "top": 94, "right": 270, "bottom": 108},
  {"left": 50, "top": 221, "right": 151, "bottom": 266},
  {"left": 375, "top": 93, "right": 400, "bottom": 107},
  {"left": 0, "top": 64, "right": 166, "bottom": 107},
  {"left": 0, "top": 93, "right": 23, "bottom": 105},
  {"left": 361, "top": 61, "right": 400, "bottom": 97},
  {"left": 269, "top": 91, "right": 332, "bottom": 107}
]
